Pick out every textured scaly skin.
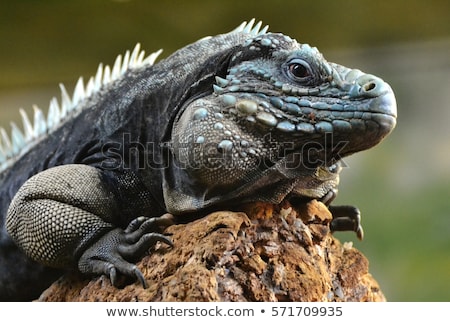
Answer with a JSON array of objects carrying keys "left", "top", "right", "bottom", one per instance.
[{"left": 0, "top": 21, "right": 396, "bottom": 300}]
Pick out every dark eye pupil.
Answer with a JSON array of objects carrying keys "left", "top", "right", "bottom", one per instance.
[{"left": 290, "top": 63, "right": 309, "bottom": 78}]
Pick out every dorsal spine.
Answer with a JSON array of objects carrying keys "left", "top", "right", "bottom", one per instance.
[{"left": 0, "top": 44, "right": 162, "bottom": 170}]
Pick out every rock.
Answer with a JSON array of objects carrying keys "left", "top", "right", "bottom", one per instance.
[{"left": 37, "top": 200, "right": 385, "bottom": 302}]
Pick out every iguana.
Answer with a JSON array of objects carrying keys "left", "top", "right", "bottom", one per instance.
[{"left": 0, "top": 19, "right": 397, "bottom": 301}]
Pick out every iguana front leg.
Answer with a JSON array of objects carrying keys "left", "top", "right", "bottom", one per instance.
[{"left": 5, "top": 164, "right": 172, "bottom": 287}]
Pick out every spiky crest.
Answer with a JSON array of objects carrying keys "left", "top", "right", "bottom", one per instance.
[{"left": 0, "top": 44, "right": 162, "bottom": 170}]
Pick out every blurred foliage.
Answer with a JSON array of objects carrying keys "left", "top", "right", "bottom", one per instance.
[
  {"left": 0, "top": 0, "right": 449, "bottom": 301},
  {"left": 0, "top": 0, "right": 449, "bottom": 87},
  {"left": 337, "top": 150, "right": 450, "bottom": 301}
]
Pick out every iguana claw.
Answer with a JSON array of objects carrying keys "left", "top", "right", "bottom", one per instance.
[{"left": 77, "top": 214, "right": 173, "bottom": 287}]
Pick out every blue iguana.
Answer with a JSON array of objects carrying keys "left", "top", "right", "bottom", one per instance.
[{"left": 0, "top": 20, "right": 397, "bottom": 300}]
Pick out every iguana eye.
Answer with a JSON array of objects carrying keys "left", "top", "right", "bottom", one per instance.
[{"left": 287, "top": 59, "right": 312, "bottom": 82}]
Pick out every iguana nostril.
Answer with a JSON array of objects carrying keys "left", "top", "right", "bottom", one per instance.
[{"left": 363, "top": 82, "right": 376, "bottom": 92}]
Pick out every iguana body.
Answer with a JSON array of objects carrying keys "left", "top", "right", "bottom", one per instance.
[{"left": 0, "top": 20, "right": 396, "bottom": 301}]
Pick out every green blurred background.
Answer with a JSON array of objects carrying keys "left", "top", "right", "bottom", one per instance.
[{"left": 0, "top": 0, "right": 449, "bottom": 301}]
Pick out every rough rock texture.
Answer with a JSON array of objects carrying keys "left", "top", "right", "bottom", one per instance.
[{"left": 37, "top": 200, "right": 385, "bottom": 302}]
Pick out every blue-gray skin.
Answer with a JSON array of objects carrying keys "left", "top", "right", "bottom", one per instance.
[{"left": 0, "top": 20, "right": 396, "bottom": 300}]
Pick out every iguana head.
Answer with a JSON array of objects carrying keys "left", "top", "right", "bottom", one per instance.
[{"left": 165, "top": 20, "right": 397, "bottom": 213}]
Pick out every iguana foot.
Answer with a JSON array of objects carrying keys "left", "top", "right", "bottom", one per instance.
[
  {"left": 77, "top": 214, "right": 174, "bottom": 288},
  {"left": 318, "top": 189, "right": 364, "bottom": 240},
  {"left": 329, "top": 205, "right": 364, "bottom": 240}
]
